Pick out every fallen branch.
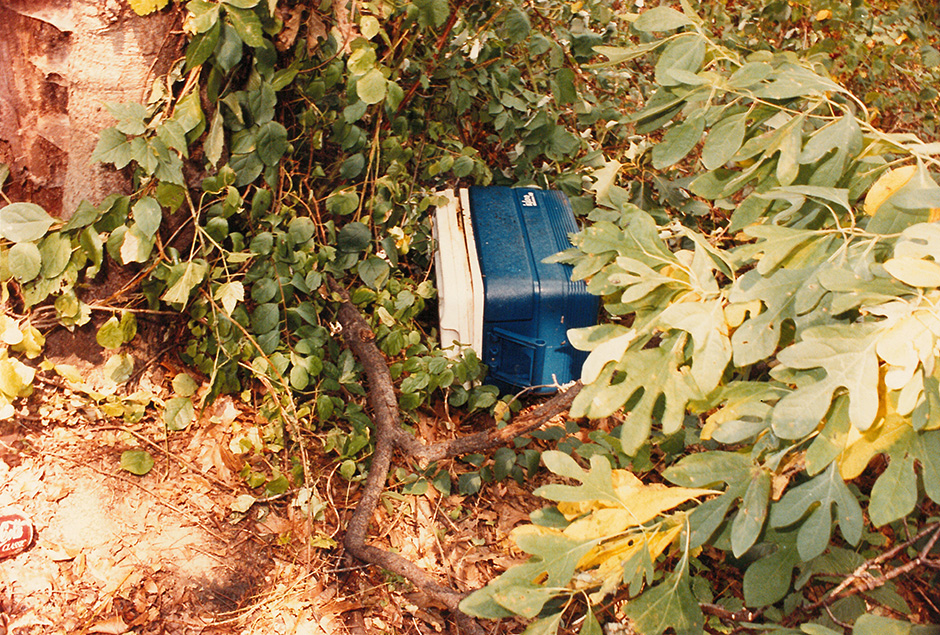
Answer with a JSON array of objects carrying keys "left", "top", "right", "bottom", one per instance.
[
  {"left": 329, "top": 279, "right": 579, "bottom": 633},
  {"left": 790, "top": 521, "right": 940, "bottom": 625}
]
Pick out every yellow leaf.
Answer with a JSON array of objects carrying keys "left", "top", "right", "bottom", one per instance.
[
  {"left": 864, "top": 165, "right": 916, "bottom": 216},
  {"left": 815, "top": 9, "right": 831, "bottom": 20},
  {"left": 360, "top": 15, "right": 381, "bottom": 40},
  {"left": 0, "top": 316, "right": 23, "bottom": 346},
  {"left": 126, "top": 0, "right": 169, "bottom": 16},
  {"left": 838, "top": 410, "right": 909, "bottom": 479},
  {"left": 557, "top": 468, "right": 715, "bottom": 527},
  {"left": 54, "top": 363, "right": 84, "bottom": 384},
  {"left": 579, "top": 523, "right": 684, "bottom": 603},
  {"left": 883, "top": 257, "right": 940, "bottom": 288},
  {"left": 12, "top": 325, "right": 44, "bottom": 359},
  {"left": 724, "top": 299, "right": 761, "bottom": 329},
  {"left": 564, "top": 508, "right": 638, "bottom": 541},
  {"left": 214, "top": 281, "right": 244, "bottom": 317}
]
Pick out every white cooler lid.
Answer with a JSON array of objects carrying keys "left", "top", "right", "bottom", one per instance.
[{"left": 433, "top": 189, "right": 484, "bottom": 356}]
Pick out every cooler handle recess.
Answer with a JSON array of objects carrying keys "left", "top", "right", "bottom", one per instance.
[{"left": 485, "top": 327, "right": 547, "bottom": 390}]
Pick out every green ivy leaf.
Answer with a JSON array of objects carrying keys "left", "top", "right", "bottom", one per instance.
[
  {"left": 161, "top": 260, "right": 208, "bottom": 307},
  {"left": 0, "top": 203, "right": 55, "bottom": 243},
  {"left": 8, "top": 242, "right": 42, "bottom": 283},
  {"left": 132, "top": 197, "right": 162, "bottom": 238},
  {"left": 413, "top": 0, "right": 449, "bottom": 28},
  {"left": 356, "top": 68, "right": 387, "bottom": 105},
  {"left": 119, "top": 224, "right": 156, "bottom": 264},
  {"left": 97, "top": 316, "right": 125, "bottom": 350},
  {"left": 172, "top": 373, "right": 199, "bottom": 397},
  {"left": 337, "top": 222, "right": 371, "bottom": 252},
  {"left": 164, "top": 397, "right": 195, "bottom": 431},
  {"left": 225, "top": 6, "right": 265, "bottom": 47},
  {"left": 205, "top": 108, "right": 225, "bottom": 167},
  {"left": 39, "top": 232, "right": 71, "bottom": 279},
  {"left": 106, "top": 102, "right": 149, "bottom": 136},
  {"left": 92, "top": 127, "right": 134, "bottom": 168},
  {"left": 503, "top": 8, "right": 531, "bottom": 43},
  {"left": 251, "top": 303, "right": 280, "bottom": 334},
  {"left": 185, "top": 18, "right": 221, "bottom": 69},
  {"left": 358, "top": 256, "right": 390, "bottom": 289},
  {"left": 120, "top": 449, "right": 154, "bottom": 476},
  {"left": 256, "top": 121, "right": 288, "bottom": 166}
]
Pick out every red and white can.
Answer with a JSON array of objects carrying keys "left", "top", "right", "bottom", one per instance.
[{"left": 0, "top": 510, "right": 33, "bottom": 559}]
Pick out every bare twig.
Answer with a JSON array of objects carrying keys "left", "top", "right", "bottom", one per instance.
[{"left": 796, "top": 521, "right": 940, "bottom": 621}]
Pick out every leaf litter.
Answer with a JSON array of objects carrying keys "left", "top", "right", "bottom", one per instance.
[{"left": 0, "top": 357, "right": 551, "bottom": 635}]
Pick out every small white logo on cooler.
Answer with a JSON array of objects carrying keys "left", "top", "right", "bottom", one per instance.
[{"left": 521, "top": 192, "right": 537, "bottom": 207}]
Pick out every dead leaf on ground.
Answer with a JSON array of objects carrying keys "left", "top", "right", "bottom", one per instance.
[{"left": 87, "top": 615, "right": 130, "bottom": 634}]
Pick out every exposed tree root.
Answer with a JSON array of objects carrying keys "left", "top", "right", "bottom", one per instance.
[{"left": 330, "top": 280, "right": 580, "bottom": 633}]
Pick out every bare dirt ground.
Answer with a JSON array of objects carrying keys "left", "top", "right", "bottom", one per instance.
[{"left": 0, "top": 362, "right": 534, "bottom": 635}]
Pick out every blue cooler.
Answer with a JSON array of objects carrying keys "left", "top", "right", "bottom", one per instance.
[{"left": 433, "top": 186, "right": 598, "bottom": 394}]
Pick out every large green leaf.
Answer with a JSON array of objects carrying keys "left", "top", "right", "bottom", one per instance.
[
  {"left": 658, "top": 299, "right": 730, "bottom": 393},
  {"left": 0, "top": 203, "right": 55, "bottom": 243},
  {"left": 654, "top": 35, "right": 705, "bottom": 87},
  {"left": 571, "top": 335, "right": 696, "bottom": 454},
  {"left": 869, "top": 454, "right": 917, "bottom": 527},
  {"left": 633, "top": 6, "right": 694, "bottom": 32},
  {"left": 8, "top": 242, "right": 42, "bottom": 282},
  {"left": 769, "top": 463, "right": 863, "bottom": 561},
  {"left": 623, "top": 566, "right": 703, "bottom": 635},
  {"left": 535, "top": 453, "right": 620, "bottom": 505},
  {"left": 225, "top": 6, "right": 264, "bottom": 47},
  {"left": 652, "top": 112, "right": 705, "bottom": 169},
  {"left": 460, "top": 527, "right": 595, "bottom": 619},
  {"left": 771, "top": 323, "right": 882, "bottom": 438},
  {"left": 729, "top": 267, "right": 814, "bottom": 367},
  {"left": 742, "top": 536, "right": 800, "bottom": 607},
  {"left": 731, "top": 468, "right": 771, "bottom": 557},
  {"left": 665, "top": 451, "right": 753, "bottom": 547},
  {"left": 867, "top": 163, "right": 940, "bottom": 235},
  {"left": 702, "top": 113, "right": 747, "bottom": 171}
]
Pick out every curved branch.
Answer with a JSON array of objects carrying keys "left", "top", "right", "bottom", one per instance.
[{"left": 329, "top": 278, "right": 579, "bottom": 633}]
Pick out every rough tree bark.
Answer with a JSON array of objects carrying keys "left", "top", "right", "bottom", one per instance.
[{"left": 0, "top": 1, "right": 181, "bottom": 218}]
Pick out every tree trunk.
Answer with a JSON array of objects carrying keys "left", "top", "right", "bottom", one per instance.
[{"left": 0, "top": 1, "right": 181, "bottom": 218}]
